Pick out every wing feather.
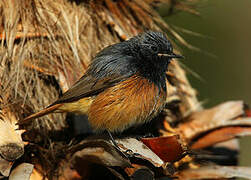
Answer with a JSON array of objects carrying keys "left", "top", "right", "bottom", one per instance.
[
  {"left": 50, "top": 41, "right": 135, "bottom": 106},
  {"left": 50, "top": 75, "right": 126, "bottom": 105}
]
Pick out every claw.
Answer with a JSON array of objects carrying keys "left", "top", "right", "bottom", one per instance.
[{"left": 124, "top": 149, "right": 140, "bottom": 158}]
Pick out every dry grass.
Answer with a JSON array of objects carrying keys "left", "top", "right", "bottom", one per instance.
[{"left": 0, "top": 0, "right": 201, "bottom": 178}]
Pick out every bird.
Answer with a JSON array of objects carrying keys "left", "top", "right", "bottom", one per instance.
[{"left": 17, "top": 31, "right": 183, "bottom": 134}]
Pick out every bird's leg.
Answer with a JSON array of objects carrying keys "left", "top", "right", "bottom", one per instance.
[
  {"left": 136, "top": 133, "right": 154, "bottom": 141},
  {"left": 106, "top": 130, "right": 120, "bottom": 149},
  {"left": 141, "top": 133, "right": 155, "bottom": 138}
]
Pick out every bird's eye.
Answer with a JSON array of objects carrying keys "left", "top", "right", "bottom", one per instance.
[
  {"left": 168, "top": 47, "right": 173, "bottom": 54},
  {"left": 151, "top": 46, "right": 158, "bottom": 52}
]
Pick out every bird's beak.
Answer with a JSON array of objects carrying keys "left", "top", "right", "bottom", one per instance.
[{"left": 158, "top": 53, "right": 184, "bottom": 59}]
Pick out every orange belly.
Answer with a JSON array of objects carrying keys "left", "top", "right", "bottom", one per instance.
[{"left": 88, "top": 75, "right": 166, "bottom": 132}]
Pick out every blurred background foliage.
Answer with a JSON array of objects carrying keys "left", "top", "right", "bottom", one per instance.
[{"left": 159, "top": 0, "right": 251, "bottom": 167}]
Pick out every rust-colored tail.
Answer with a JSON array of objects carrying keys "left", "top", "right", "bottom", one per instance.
[{"left": 17, "top": 104, "right": 63, "bottom": 125}]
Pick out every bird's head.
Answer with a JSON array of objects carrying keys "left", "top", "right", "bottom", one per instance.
[
  {"left": 129, "top": 31, "right": 183, "bottom": 69},
  {"left": 88, "top": 31, "right": 183, "bottom": 87}
]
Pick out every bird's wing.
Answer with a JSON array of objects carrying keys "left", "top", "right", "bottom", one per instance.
[
  {"left": 51, "top": 43, "right": 135, "bottom": 106},
  {"left": 49, "top": 74, "right": 127, "bottom": 106},
  {"left": 17, "top": 74, "right": 127, "bottom": 125}
]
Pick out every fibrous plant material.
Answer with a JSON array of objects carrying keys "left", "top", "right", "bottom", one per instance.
[{"left": 1, "top": 0, "right": 251, "bottom": 180}]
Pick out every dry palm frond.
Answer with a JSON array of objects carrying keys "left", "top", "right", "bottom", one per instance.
[{"left": 4, "top": 0, "right": 251, "bottom": 180}]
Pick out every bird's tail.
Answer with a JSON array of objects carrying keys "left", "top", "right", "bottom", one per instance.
[{"left": 17, "top": 104, "right": 63, "bottom": 125}]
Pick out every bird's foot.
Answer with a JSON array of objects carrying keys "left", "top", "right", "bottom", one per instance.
[
  {"left": 110, "top": 142, "right": 140, "bottom": 158},
  {"left": 123, "top": 149, "right": 140, "bottom": 158},
  {"left": 136, "top": 133, "right": 154, "bottom": 141},
  {"left": 105, "top": 130, "right": 141, "bottom": 158}
]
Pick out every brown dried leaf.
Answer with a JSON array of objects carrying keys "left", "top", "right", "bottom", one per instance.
[
  {"left": 177, "top": 101, "right": 245, "bottom": 141},
  {"left": 71, "top": 139, "right": 131, "bottom": 168},
  {"left": 141, "top": 135, "right": 186, "bottom": 163},
  {"left": 191, "top": 126, "right": 251, "bottom": 149},
  {"left": 9, "top": 163, "right": 34, "bottom": 180},
  {"left": 177, "top": 165, "right": 251, "bottom": 180},
  {"left": 69, "top": 139, "right": 131, "bottom": 180},
  {"left": 73, "top": 147, "right": 128, "bottom": 167}
]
